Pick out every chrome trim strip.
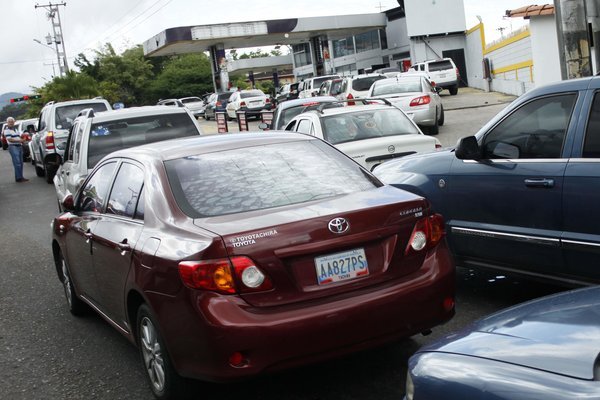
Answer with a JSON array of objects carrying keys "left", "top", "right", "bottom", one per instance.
[
  {"left": 451, "top": 227, "right": 560, "bottom": 246},
  {"left": 567, "top": 158, "right": 600, "bottom": 163},
  {"left": 463, "top": 159, "right": 568, "bottom": 164},
  {"left": 81, "top": 295, "right": 129, "bottom": 335},
  {"left": 562, "top": 239, "right": 600, "bottom": 248}
]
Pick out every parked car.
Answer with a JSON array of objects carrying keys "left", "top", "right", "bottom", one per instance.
[
  {"left": 32, "top": 98, "right": 112, "bottom": 183},
  {"left": 16, "top": 118, "right": 37, "bottom": 163},
  {"left": 52, "top": 132, "right": 455, "bottom": 399},
  {"left": 179, "top": 97, "right": 205, "bottom": 118},
  {"left": 225, "top": 89, "right": 271, "bottom": 120},
  {"left": 368, "top": 74, "right": 444, "bottom": 134},
  {"left": 284, "top": 102, "right": 441, "bottom": 170},
  {"left": 408, "top": 58, "right": 460, "bottom": 95},
  {"left": 374, "top": 66, "right": 402, "bottom": 77},
  {"left": 276, "top": 82, "right": 300, "bottom": 103},
  {"left": 318, "top": 78, "right": 344, "bottom": 97},
  {"left": 374, "top": 76, "right": 600, "bottom": 286},
  {"left": 203, "top": 92, "right": 232, "bottom": 120},
  {"left": 156, "top": 98, "right": 184, "bottom": 107},
  {"left": 265, "top": 96, "right": 340, "bottom": 131},
  {"left": 298, "top": 75, "right": 341, "bottom": 98},
  {"left": 54, "top": 105, "right": 203, "bottom": 210},
  {"left": 405, "top": 286, "right": 600, "bottom": 400},
  {"left": 335, "top": 74, "right": 387, "bottom": 105}
]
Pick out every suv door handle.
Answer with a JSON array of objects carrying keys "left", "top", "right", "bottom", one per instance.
[{"left": 524, "top": 178, "right": 555, "bottom": 188}]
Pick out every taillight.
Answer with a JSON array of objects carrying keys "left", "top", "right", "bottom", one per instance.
[
  {"left": 45, "top": 131, "right": 55, "bottom": 150},
  {"left": 216, "top": 101, "right": 222, "bottom": 107},
  {"left": 409, "top": 95, "right": 431, "bottom": 107},
  {"left": 178, "top": 256, "right": 272, "bottom": 294},
  {"left": 456, "top": 67, "right": 460, "bottom": 78},
  {"left": 347, "top": 93, "right": 355, "bottom": 106},
  {"left": 435, "top": 143, "right": 442, "bottom": 149},
  {"left": 430, "top": 81, "right": 436, "bottom": 87},
  {"left": 265, "top": 98, "right": 270, "bottom": 103},
  {"left": 240, "top": 101, "right": 246, "bottom": 107},
  {"left": 405, "top": 214, "right": 445, "bottom": 255}
]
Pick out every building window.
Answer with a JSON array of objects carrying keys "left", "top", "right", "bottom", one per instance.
[
  {"left": 335, "top": 63, "right": 357, "bottom": 76},
  {"left": 379, "top": 29, "right": 388, "bottom": 50},
  {"left": 355, "top": 30, "right": 380, "bottom": 53},
  {"left": 292, "top": 43, "right": 312, "bottom": 67},
  {"left": 333, "top": 37, "right": 355, "bottom": 58}
]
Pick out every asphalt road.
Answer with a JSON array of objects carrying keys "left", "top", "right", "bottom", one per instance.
[{"left": 0, "top": 99, "right": 566, "bottom": 400}]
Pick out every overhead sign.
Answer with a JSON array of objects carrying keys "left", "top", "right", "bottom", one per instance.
[
  {"left": 404, "top": 0, "right": 466, "bottom": 37},
  {"left": 192, "top": 22, "right": 269, "bottom": 40}
]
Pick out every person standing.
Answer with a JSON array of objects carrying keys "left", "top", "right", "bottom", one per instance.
[{"left": 4, "top": 117, "right": 28, "bottom": 182}]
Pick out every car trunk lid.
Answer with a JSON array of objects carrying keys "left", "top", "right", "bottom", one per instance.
[{"left": 195, "top": 186, "right": 431, "bottom": 307}]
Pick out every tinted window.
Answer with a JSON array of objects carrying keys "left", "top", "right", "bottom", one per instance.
[
  {"left": 240, "top": 90, "right": 265, "bottom": 99},
  {"left": 55, "top": 103, "right": 109, "bottom": 130},
  {"left": 79, "top": 162, "right": 117, "bottom": 213},
  {"left": 65, "top": 122, "right": 78, "bottom": 162},
  {"left": 322, "top": 108, "right": 419, "bottom": 145},
  {"left": 428, "top": 61, "right": 453, "bottom": 72},
  {"left": 87, "top": 112, "right": 198, "bottom": 168},
  {"left": 180, "top": 97, "right": 202, "bottom": 104},
  {"left": 372, "top": 79, "right": 422, "bottom": 95},
  {"left": 73, "top": 122, "right": 85, "bottom": 164},
  {"left": 483, "top": 94, "right": 576, "bottom": 159},
  {"left": 584, "top": 93, "right": 600, "bottom": 158},
  {"left": 107, "top": 163, "right": 144, "bottom": 218},
  {"left": 352, "top": 76, "right": 385, "bottom": 91},
  {"left": 165, "top": 140, "right": 377, "bottom": 217}
]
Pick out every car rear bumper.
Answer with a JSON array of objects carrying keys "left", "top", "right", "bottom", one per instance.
[
  {"left": 435, "top": 79, "right": 459, "bottom": 89},
  {"left": 150, "top": 242, "right": 455, "bottom": 382},
  {"left": 405, "top": 107, "right": 437, "bottom": 126}
]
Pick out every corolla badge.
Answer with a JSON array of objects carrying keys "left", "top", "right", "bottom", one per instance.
[{"left": 328, "top": 217, "right": 350, "bottom": 234}]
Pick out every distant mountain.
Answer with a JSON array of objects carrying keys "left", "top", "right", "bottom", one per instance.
[{"left": 0, "top": 92, "right": 25, "bottom": 109}]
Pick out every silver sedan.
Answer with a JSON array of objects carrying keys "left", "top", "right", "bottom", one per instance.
[{"left": 368, "top": 74, "right": 444, "bottom": 135}]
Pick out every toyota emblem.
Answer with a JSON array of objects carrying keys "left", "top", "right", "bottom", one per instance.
[
  {"left": 328, "top": 217, "right": 350, "bottom": 234},
  {"left": 388, "top": 145, "right": 395, "bottom": 154}
]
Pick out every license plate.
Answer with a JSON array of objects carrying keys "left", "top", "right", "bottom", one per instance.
[
  {"left": 439, "top": 73, "right": 447, "bottom": 78},
  {"left": 250, "top": 101, "right": 261, "bottom": 106},
  {"left": 314, "top": 248, "right": 369, "bottom": 285}
]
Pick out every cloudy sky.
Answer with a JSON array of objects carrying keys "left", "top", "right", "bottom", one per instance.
[{"left": 2, "top": 0, "right": 529, "bottom": 94}]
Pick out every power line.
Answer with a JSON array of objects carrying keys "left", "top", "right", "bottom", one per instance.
[{"left": 114, "top": 0, "right": 175, "bottom": 39}]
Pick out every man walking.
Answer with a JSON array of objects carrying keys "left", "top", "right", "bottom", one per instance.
[{"left": 4, "top": 117, "right": 28, "bottom": 182}]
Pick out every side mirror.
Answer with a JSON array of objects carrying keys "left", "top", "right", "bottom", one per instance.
[
  {"left": 434, "top": 86, "right": 442, "bottom": 94},
  {"left": 258, "top": 123, "right": 270, "bottom": 131},
  {"left": 61, "top": 194, "right": 75, "bottom": 212},
  {"left": 455, "top": 136, "right": 481, "bottom": 160}
]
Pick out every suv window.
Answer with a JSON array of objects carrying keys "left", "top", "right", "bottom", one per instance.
[
  {"left": 428, "top": 60, "right": 453, "bottom": 72},
  {"left": 87, "top": 112, "right": 198, "bottom": 168},
  {"left": 73, "top": 122, "right": 86, "bottom": 164},
  {"left": 55, "top": 103, "right": 109, "bottom": 130},
  {"left": 165, "top": 140, "right": 377, "bottom": 217},
  {"left": 79, "top": 162, "right": 117, "bottom": 213},
  {"left": 38, "top": 107, "right": 50, "bottom": 131},
  {"left": 482, "top": 94, "right": 576, "bottom": 159},
  {"left": 583, "top": 93, "right": 600, "bottom": 158},
  {"left": 352, "top": 76, "right": 385, "bottom": 91},
  {"left": 65, "top": 122, "right": 79, "bottom": 162},
  {"left": 107, "top": 162, "right": 144, "bottom": 218}
]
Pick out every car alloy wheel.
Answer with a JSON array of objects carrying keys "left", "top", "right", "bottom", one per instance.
[
  {"left": 59, "top": 253, "right": 87, "bottom": 316},
  {"left": 140, "top": 316, "right": 166, "bottom": 393}
]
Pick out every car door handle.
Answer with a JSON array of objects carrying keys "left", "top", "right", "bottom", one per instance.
[
  {"left": 84, "top": 231, "right": 93, "bottom": 239},
  {"left": 117, "top": 240, "right": 131, "bottom": 255},
  {"left": 524, "top": 178, "right": 555, "bottom": 188}
]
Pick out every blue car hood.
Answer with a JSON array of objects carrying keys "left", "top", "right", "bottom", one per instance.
[{"left": 422, "top": 286, "right": 600, "bottom": 380}]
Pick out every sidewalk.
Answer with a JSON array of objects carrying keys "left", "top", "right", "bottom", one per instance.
[{"left": 441, "top": 87, "right": 517, "bottom": 111}]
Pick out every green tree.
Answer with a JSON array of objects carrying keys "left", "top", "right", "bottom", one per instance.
[{"left": 146, "top": 53, "right": 213, "bottom": 102}]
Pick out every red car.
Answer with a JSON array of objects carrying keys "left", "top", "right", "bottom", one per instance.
[{"left": 52, "top": 132, "right": 455, "bottom": 399}]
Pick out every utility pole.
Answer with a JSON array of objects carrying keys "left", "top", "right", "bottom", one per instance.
[
  {"left": 554, "top": 0, "right": 592, "bottom": 79},
  {"left": 35, "top": 2, "right": 69, "bottom": 77}
]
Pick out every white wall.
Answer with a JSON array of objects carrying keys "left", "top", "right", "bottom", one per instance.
[
  {"left": 465, "top": 24, "right": 486, "bottom": 90},
  {"left": 530, "top": 15, "right": 562, "bottom": 86},
  {"left": 410, "top": 35, "right": 467, "bottom": 62},
  {"left": 404, "top": 0, "right": 466, "bottom": 37}
]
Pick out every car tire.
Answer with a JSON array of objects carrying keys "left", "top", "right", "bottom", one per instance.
[
  {"left": 45, "top": 163, "right": 57, "bottom": 184},
  {"left": 204, "top": 114, "right": 209, "bottom": 121},
  {"left": 438, "top": 106, "right": 445, "bottom": 126},
  {"left": 35, "top": 164, "right": 45, "bottom": 177},
  {"left": 427, "top": 111, "right": 439, "bottom": 135},
  {"left": 137, "top": 304, "right": 190, "bottom": 400},
  {"left": 59, "top": 251, "right": 88, "bottom": 316},
  {"left": 449, "top": 85, "right": 458, "bottom": 96}
]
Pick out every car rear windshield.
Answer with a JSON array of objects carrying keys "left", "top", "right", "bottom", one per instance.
[
  {"left": 322, "top": 108, "right": 420, "bottom": 145},
  {"left": 428, "top": 61, "right": 453, "bottom": 72},
  {"left": 371, "top": 79, "right": 422, "bottom": 96},
  {"left": 218, "top": 93, "right": 232, "bottom": 101},
  {"left": 180, "top": 97, "right": 202, "bottom": 104},
  {"left": 352, "top": 76, "right": 385, "bottom": 91},
  {"left": 55, "top": 103, "right": 109, "bottom": 131},
  {"left": 240, "top": 90, "right": 265, "bottom": 99},
  {"left": 277, "top": 102, "right": 341, "bottom": 129},
  {"left": 165, "top": 140, "right": 378, "bottom": 217},
  {"left": 87, "top": 112, "right": 198, "bottom": 168}
]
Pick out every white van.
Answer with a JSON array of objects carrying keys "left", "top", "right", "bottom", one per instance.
[
  {"left": 408, "top": 58, "right": 460, "bottom": 95},
  {"left": 298, "top": 75, "right": 341, "bottom": 98}
]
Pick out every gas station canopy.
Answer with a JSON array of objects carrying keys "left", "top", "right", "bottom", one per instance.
[{"left": 143, "top": 13, "right": 387, "bottom": 56}]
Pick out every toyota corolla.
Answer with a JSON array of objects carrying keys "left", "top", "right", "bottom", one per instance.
[{"left": 51, "top": 132, "right": 455, "bottom": 399}]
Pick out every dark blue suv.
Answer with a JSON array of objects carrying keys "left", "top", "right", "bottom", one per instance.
[{"left": 374, "top": 76, "right": 600, "bottom": 285}]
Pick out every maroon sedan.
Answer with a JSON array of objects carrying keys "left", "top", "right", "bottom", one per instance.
[{"left": 51, "top": 132, "right": 455, "bottom": 399}]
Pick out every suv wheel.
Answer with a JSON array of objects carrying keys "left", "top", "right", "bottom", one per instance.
[
  {"left": 45, "top": 162, "right": 57, "bottom": 184},
  {"left": 449, "top": 85, "right": 458, "bottom": 96},
  {"left": 35, "top": 163, "right": 45, "bottom": 177}
]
